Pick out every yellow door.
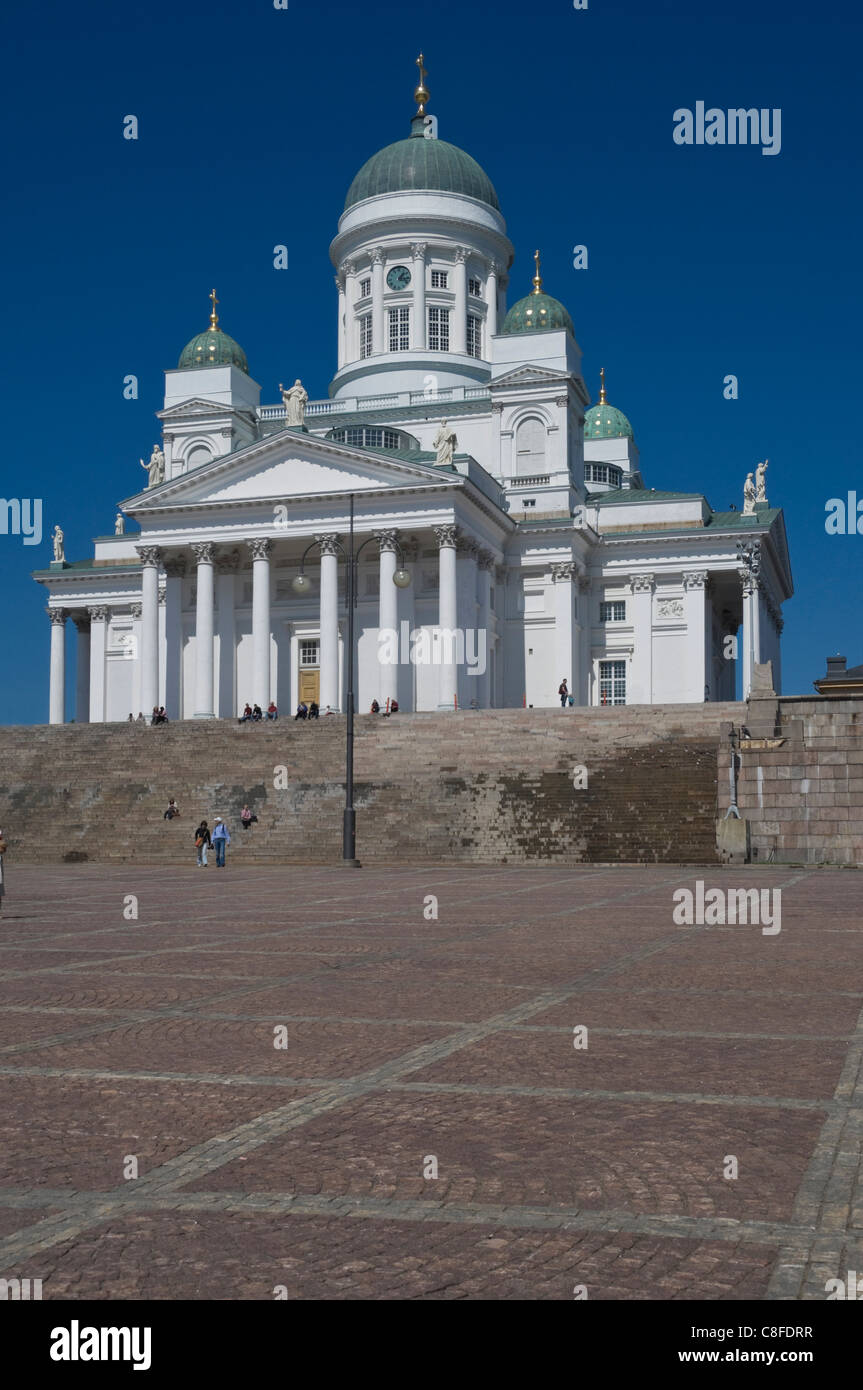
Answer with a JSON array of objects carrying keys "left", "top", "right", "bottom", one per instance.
[{"left": 299, "top": 670, "right": 320, "bottom": 704}]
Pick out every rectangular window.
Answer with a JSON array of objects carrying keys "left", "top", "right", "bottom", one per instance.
[
  {"left": 299, "top": 640, "right": 320, "bottom": 667},
  {"left": 428, "top": 306, "right": 450, "bottom": 351},
  {"left": 600, "top": 601, "right": 626, "bottom": 623},
  {"left": 359, "top": 277, "right": 371, "bottom": 299},
  {"left": 388, "top": 306, "right": 410, "bottom": 351},
  {"left": 468, "top": 276, "right": 482, "bottom": 297},
  {"left": 431, "top": 270, "right": 448, "bottom": 288},
  {"left": 466, "top": 313, "right": 482, "bottom": 358},
  {"left": 599, "top": 659, "right": 626, "bottom": 705},
  {"left": 359, "top": 313, "right": 372, "bottom": 359}
]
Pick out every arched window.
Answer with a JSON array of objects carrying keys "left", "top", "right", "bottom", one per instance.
[
  {"left": 515, "top": 417, "right": 546, "bottom": 477},
  {"left": 185, "top": 445, "right": 212, "bottom": 472}
]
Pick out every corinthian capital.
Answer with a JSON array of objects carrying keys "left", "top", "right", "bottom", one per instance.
[
  {"left": 246, "top": 537, "right": 273, "bottom": 562},
  {"left": 410, "top": 242, "right": 427, "bottom": 260},
  {"left": 433, "top": 524, "right": 459, "bottom": 549},
  {"left": 630, "top": 573, "right": 655, "bottom": 594},
  {"left": 374, "top": 529, "right": 399, "bottom": 553},
  {"left": 47, "top": 607, "right": 67, "bottom": 625},
  {"left": 191, "top": 541, "right": 215, "bottom": 565},
  {"left": 683, "top": 570, "right": 708, "bottom": 591},
  {"left": 315, "top": 533, "right": 340, "bottom": 556},
  {"left": 552, "top": 562, "right": 575, "bottom": 583},
  {"left": 136, "top": 545, "right": 162, "bottom": 567}
]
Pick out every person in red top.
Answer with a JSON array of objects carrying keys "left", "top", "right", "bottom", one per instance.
[{"left": 266, "top": 701, "right": 278, "bottom": 720}]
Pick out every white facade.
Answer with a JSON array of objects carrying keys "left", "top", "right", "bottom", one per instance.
[{"left": 35, "top": 92, "right": 793, "bottom": 723}]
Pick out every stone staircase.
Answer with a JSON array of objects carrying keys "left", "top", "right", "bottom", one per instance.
[{"left": 0, "top": 704, "right": 742, "bottom": 866}]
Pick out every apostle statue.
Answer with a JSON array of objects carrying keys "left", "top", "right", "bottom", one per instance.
[
  {"left": 433, "top": 418, "right": 457, "bottom": 468},
  {"left": 755, "top": 458, "right": 769, "bottom": 504},
  {"left": 115, "top": 512, "right": 125, "bottom": 535},
  {"left": 742, "top": 472, "right": 757, "bottom": 516},
  {"left": 280, "top": 379, "right": 308, "bottom": 427},
  {"left": 52, "top": 524, "right": 65, "bottom": 562},
  {"left": 140, "top": 445, "right": 165, "bottom": 489}
]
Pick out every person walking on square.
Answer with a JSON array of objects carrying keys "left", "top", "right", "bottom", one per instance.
[
  {"left": 195, "top": 819, "right": 211, "bottom": 867},
  {"left": 211, "top": 816, "right": 231, "bottom": 867},
  {"left": 558, "top": 678, "right": 569, "bottom": 708},
  {"left": 0, "top": 828, "right": 7, "bottom": 915}
]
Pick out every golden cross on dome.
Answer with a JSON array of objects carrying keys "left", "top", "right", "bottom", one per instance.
[
  {"left": 599, "top": 367, "right": 608, "bottom": 404},
  {"left": 414, "top": 53, "right": 430, "bottom": 116},
  {"left": 532, "top": 249, "right": 543, "bottom": 295},
  {"left": 209, "top": 288, "right": 219, "bottom": 330}
]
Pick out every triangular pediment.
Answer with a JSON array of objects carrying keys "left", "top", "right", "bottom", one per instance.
[
  {"left": 121, "top": 429, "right": 456, "bottom": 512},
  {"left": 491, "top": 365, "right": 568, "bottom": 390},
  {"left": 158, "top": 398, "right": 234, "bottom": 420}
]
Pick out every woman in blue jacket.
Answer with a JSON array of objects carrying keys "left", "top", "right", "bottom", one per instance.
[{"left": 211, "top": 817, "right": 231, "bottom": 868}]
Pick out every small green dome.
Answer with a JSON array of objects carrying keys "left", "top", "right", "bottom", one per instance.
[
  {"left": 178, "top": 293, "right": 249, "bottom": 373},
  {"left": 345, "top": 121, "right": 500, "bottom": 211},
  {"left": 584, "top": 370, "right": 633, "bottom": 439},
  {"left": 178, "top": 327, "right": 249, "bottom": 374},
  {"left": 501, "top": 291, "right": 574, "bottom": 337}
]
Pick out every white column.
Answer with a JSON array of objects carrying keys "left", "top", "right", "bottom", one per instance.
[
  {"left": 318, "top": 534, "right": 340, "bottom": 712},
  {"left": 247, "top": 538, "right": 273, "bottom": 709},
  {"left": 552, "top": 564, "right": 577, "bottom": 707},
  {"left": 163, "top": 558, "right": 185, "bottom": 719},
  {"left": 577, "top": 573, "right": 591, "bottom": 706},
  {"left": 192, "top": 542, "right": 216, "bottom": 718},
  {"left": 376, "top": 530, "right": 399, "bottom": 708},
  {"left": 48, "top": 608, "right": 67, "bottom": 724},
  {"left": 73, "top": 613, "right": 90, "bottom": 723},
  {"left": 683, "top": 571, "right": 709, "bottom": 702},
  {"left": 216, "top": 552, "right": 238, "bottom": 717},
  {"left": 130, "top": 603, "right": 143, "bottom": 717},
  {"left": 628, "top": 574, "right": 654, "bottom": 705},
  {"left": 335, "top": 273, "right": 346, "bottom": 370},
  {"left": 371, "top": 247, "right": 385, "bottom": 355},
  {"left": 486, "top": 262, "right": 498, "bottom": 339},
  {"left": 411, "top": 242, "right": 427, "bottom": 350},
  {"left": 452, "top": 247, "right": 468, "bottom": 354},
  {"left": 137, "top": 545, "right": 161, "bottom": 716},
  {"left": 88, "top": 606, "right": 108, "bottom": 722},
  {"left": 158, "top": 589, "right": 167, "bottom": 709},
  {"left": 476, "top": 550, "right": 494, "bottom": 708},
  {"left": 435, "top": 524, "right": 459, "bottom": 708},
  {"left": 342, "top": 259, "right": 356, "bottom": 363}
]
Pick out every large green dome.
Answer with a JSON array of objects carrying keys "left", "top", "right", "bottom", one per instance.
[
  {"left": 178, "top": 293, "right": 249, "bottom": 373},
  {"left": 345, "top": 122, "right": 500, "bottom": 212},
  {"left": 584, "top": 372, "right": 633, "bottom": 439},
  {"left": 501, "top": 290, "right": 574, "bottom": 336}
]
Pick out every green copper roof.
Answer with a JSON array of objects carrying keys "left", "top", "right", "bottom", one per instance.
[
  {"left": 345, "top": 120, "right": 500, "bottom": 211},
  {"left": 178, "top": 326, "right": 249, "bottom": 374},
  {"left": 501, "top": 292, "right": 574, "bottom": 337},
  {"left": 585, "top": 402, "right": 634, "bottom": 440}
]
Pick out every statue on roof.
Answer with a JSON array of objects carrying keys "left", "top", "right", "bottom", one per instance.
[
  {"left": 755, "top": 458, "right": 769, "bottom": 504},
  {"left": 280, "top": 379, "right": 308, "bottom": 427},
  {"left": 742, "top": 471, "right": 757, "bottom": 516},
  {"left": 52, "top": 524, "right": 65, "bottom": 562},
  {"left": 140, "top": 445, "right": 165, "bottom": 489},
  {"left": 433, "top": 418, "right": 457, "bottom": 467},
  {"left": 115, "top": 513, "right": 125, "bottom": 535}
]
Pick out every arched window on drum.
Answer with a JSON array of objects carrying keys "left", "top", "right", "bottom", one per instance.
[{"left": 515, "top": 417, "right": 546, "bottom": 478}]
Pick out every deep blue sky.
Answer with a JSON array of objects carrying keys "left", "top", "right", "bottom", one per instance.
[{"left": 1, "top": 0, "right": 860, "bottom": 722}]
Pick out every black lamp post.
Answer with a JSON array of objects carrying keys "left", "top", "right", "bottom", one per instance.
[{"left": 292, "top": 494, "right": 411, "bottom": 865}]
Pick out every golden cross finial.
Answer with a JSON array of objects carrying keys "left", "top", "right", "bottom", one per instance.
[
  {"left": 209, "top": 288, "right": 219, "bottom": 330},
  {"left": 599, "top": 367, "right": 608, "bottom": 404},
  {"left": 414, "top": 53, "right": 430, "bottom": 116},
  {"left": 531, "top": 249, "right": 543, "bottom": 295}
]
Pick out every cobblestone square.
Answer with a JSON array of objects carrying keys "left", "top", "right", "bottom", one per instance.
[{"left": 0, "top": 863, "right": 860, "bottom": 1300}]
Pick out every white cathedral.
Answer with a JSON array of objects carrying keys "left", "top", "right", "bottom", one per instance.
[{"left": 36, "top": 60, "right": 793, "bottom": 724}]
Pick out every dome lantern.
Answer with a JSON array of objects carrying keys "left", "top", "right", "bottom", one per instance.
[
  {"left": 500, "top": 250, "right": 575, "bottom": 336},
  {"left": 584, "top": 368, "right": 634, "bottom": 440}
]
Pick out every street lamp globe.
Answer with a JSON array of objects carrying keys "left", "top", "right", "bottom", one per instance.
[
  {"left": 291, "top": 573, "right": 312, "bottom": 595},
  {"left": 392, "top": 568, "right": 411, "bottom": 589}
]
